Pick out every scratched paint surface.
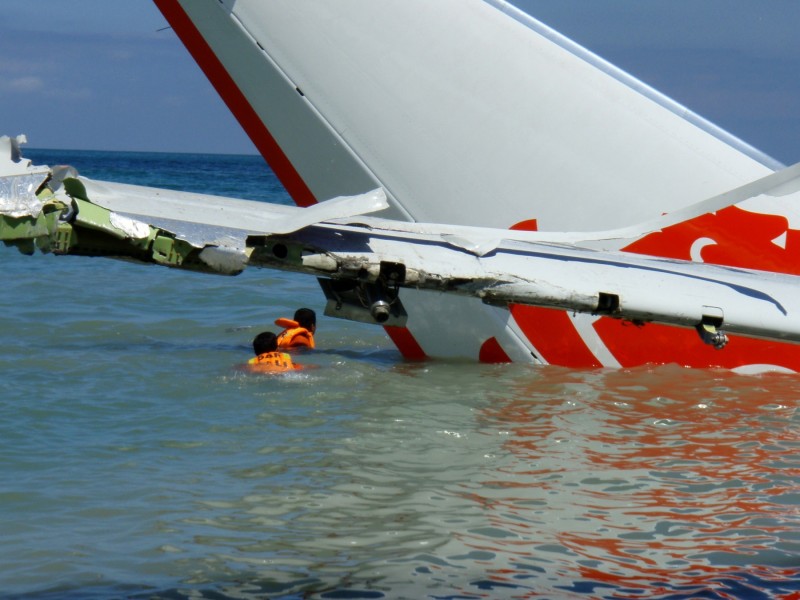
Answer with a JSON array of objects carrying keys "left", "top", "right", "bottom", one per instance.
[{"left": 1, "top": 150, "right": 798, "bottom": 599}]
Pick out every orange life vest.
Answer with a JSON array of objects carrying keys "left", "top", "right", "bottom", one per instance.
[
  {"left": 275, "top": 318, "right": 315, "bottom": 349},
  {"left": 247, "top": 351, "right": 297, "bottom": 371}
]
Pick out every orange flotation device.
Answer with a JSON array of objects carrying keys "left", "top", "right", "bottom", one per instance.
[
  {"left": 247, "top": 351, "right": 298, "bottom": 372},
  {"left": 275, "top": 318, "right": 315, "bottom": 349}
]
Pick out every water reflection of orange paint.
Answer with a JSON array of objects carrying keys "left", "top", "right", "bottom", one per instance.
[{"left": 463, "top": 366, "right": 800, "bottom": 597}]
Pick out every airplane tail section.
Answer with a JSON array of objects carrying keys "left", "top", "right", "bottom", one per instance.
[
  {"left": 151, "top": 0, "right": 797, "bottom": 369},
  {"left": 153, "top": 0, "right": 779, "bottom": 229}
]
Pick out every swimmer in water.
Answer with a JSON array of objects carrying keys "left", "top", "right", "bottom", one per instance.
[
  {"left": 247, "top": 331, "right": 301, "bottom": 372},
  {"left": 275, "top": 308, "right": 316, "bottom": 349}
]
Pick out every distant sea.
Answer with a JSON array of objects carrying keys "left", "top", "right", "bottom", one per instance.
[{"left": 2, "top": 149, "right": 798, "bottom": 600}]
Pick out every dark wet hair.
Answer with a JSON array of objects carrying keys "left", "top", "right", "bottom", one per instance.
[
  {"left": 294, "top": 308, "right": 316, "bottom": 330},
  {"left": 253, "top": 331, "right": 278, "bottom": 355}
]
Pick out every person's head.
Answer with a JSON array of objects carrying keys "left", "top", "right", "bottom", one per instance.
[
  {"left": 294, "top": 308, "right": 316, "bottom": 332},
  {"left": 253, "top": 331, "right": 278, "bottom": 355}
]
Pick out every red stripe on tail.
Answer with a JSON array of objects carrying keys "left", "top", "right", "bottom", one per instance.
[
  {"left": 384, "top": 326, "right": 427, "bottom": 361},
  {"left": 479, "top": 337, "right": 512, "bottom": 363},
  {"left": 153, "top": 0, "right": 317, "bottom": 207},
  {"left": 510, "top": 305, "right": 601, "bottom": 368}
]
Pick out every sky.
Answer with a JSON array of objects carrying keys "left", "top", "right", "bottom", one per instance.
[{"left": 1, "top": 1, "right": 799, "bottom": 164}]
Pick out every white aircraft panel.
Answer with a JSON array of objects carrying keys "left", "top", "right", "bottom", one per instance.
[
  {"left": 155, "top": 0, "right": 789, "bottom": 364},
  {"left": 215, "top": 0, "right": 773, "bottom": 230}
]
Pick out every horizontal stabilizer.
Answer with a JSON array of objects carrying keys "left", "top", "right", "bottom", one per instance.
[
  {"left": 247, "top": 219, "right": 800, "bottom": 347},
  {"left": 7, "top": 139, "right": 800, "bottom": 368}
]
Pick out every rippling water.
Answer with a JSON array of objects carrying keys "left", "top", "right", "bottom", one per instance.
[{"left": 1, "top": 150, "right": 798, "bottom": 599}]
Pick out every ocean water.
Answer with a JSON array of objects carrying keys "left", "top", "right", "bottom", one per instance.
[{"left": 1, "top": 149, "right": 799, "bottom": 600}]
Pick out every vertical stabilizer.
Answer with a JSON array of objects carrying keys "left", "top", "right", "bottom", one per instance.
[{"left": 153, "top": 0, "right": 787, "bottom": 366}]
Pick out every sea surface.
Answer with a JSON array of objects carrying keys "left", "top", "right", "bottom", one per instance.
[{"left": 2, "top": 149, "right": 799, "bottom": 600}]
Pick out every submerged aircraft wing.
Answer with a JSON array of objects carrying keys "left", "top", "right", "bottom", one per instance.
[
  {"left": 5, "top": 136, "right": 800, "bottom": 372},
  {"left": 6, "top": 1, "right": 800, "bottom": 370},
  {"left": 147, "top": 1, "right": 800, "bottom": 369},
  {"left": 249, "top": 219, "right": 800, "bottom": 349}
]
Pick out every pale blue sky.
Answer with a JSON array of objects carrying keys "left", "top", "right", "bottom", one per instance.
[{"left": 2, "top": 1, "right": 798, "bottom": 163}]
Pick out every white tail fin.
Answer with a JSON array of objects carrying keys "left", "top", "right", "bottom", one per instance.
[
  {"left": 154, "top": 0, "right": 795, "bottom": 368},
  {"left": 154, "top": 0, "right": 777, "bottom": 229}
]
